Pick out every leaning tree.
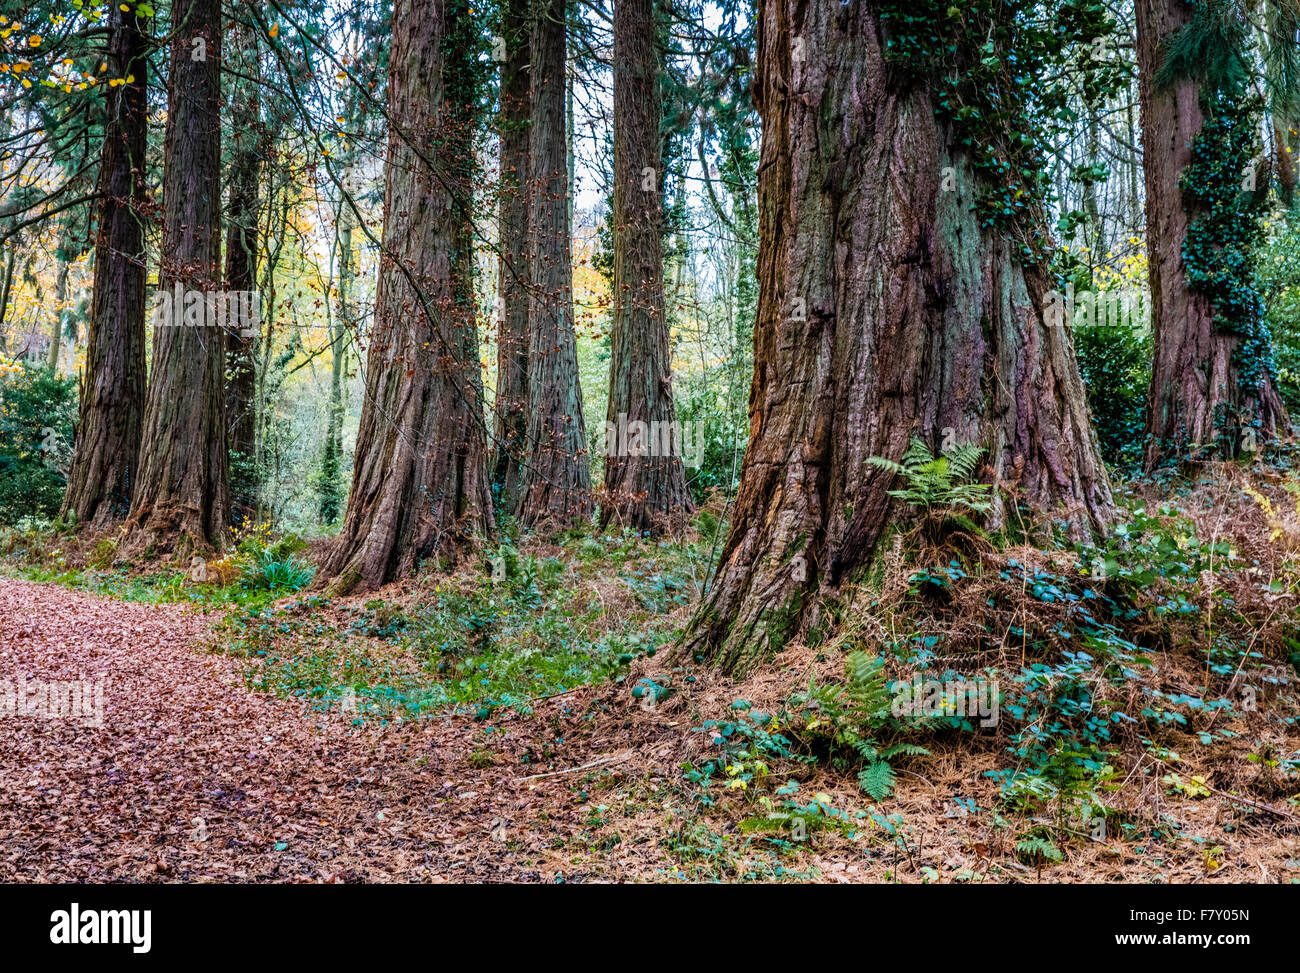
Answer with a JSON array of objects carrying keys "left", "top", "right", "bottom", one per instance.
[
  {"left": 681, "top": 0, "right": 1117, "bottom": 676},
  {"left": 319, "top": 0, "right": 494, "bottom": 593}
]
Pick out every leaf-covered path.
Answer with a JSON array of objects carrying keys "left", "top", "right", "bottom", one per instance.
[{"left": 0, "top": 578, "right": 665, "bottom": 882}]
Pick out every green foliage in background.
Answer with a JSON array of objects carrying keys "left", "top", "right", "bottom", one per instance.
[
  {"left": 1259, "top": 207, "right": 1300, "bottom": 413},
  {"left": 0, "top": 364, "right": 76, "bottom": 526},
  {"left": 1075, "top": 322, "right": 1151, "bottom": 473}
]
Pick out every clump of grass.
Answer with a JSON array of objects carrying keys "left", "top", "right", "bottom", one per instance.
[{"left": 241, "top": 548, "right": 314, "bottom": 593}]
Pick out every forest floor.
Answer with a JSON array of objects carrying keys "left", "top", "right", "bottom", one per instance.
[
  {"left": 0, "top": 575, "right": 682, "bottom": 882},
  {"left": 0, "top": 575, "right": 706, "bottom": 882},
  {"left": 3, "top": 489, "right": 1300, "bottom": 884}
]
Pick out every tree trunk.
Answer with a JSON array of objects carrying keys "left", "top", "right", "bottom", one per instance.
[
  {"left": 61, "top": 4, "right": 148, "bottom": 526},
  {"left": 515, "top": 0, "right": 592, "bottom": 528},
  {"left": 1273, "top": 117, "right": 1297, "bottom": 206},
  {"left": 225, "top": 18, "right": 263, "bottom": 526},
  {"left": 601, "top": 0, "right": 692, "bottom": 533},
  {"left": 681, "top": 1, "right": 1114, "bottom": 677},
  {"left": 319, "top": 202, "right": 351, "bottom": 525},
  {"left": 0, "top": 244, "right": 16, "bottom": 339},
  {"left": 1126, "top": 98, "right": 1142, "bottom": 234},
  {"left": 320, "top": 0, "right": 493, "bottom": 593},
  {"left": 254, "top": 181, "right": 289, "bottom": 525},
  {"left": 126, "top": 0, "right": 228, "bottom": 550},
  {"left": 45, "top": 259, "right": 70, "bottom": 373},
  {"left": 1137, "top": 0, "right": 1288, "bottom": 469},
  {"left": 491, "top": 0, "right": 531, "bottom": 508},
  {"left": 0, "top": 112, "right": 13, "bottom": 347},
  {"left": 1083, "top": 107, "right": 1103, "bottom": 271}
]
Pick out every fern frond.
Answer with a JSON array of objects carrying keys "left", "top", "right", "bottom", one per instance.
[
  {"left": 1016, "top": 836, "right": 1063, "bottom": 865},
  {"left": 844, "top": 650, "right": 890, "bottom": 722},
  {"left": 858, "top": 761, "right": 897, "bottom": 801},
  {"left": 881, "top": 742, "right": 931, "bottom": 759},
  {"left": 867, "top": 437, "right": 991, "bottom": 525},
  {"left": 908, "top": 437, "right": 939, "bottom": 467},
  {"left": 865, "top": 455, "right": 906, "bottom": 476},
  {"left": 854, "top": 739, "right": 880, "bottom": 761},
  {"left": 943, "top": 513, "right": 991, "bottom": 539},
  {"left": 945, "top": 442, "right": 984, "bottom": 482}
]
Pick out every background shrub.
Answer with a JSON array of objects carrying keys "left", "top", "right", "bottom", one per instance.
[{"left": 0, "top": 364, "right": 77, "bottom": 525}]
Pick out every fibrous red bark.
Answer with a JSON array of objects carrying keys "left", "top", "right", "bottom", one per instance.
[
  {"left": 61, "top": 3, "right": 148, "bottom": 526},
  {"left": 320, "top": 0, "right": 493, "bottom": 593},
  {"left": 682, "top": 1, "right": 1114, "bottom": 676},
  {"left": 514, "top": 0, "right": 592, "bottom": 528},
  {"left": 601, "top": 0, "right": 692, "bottom": 534},
  {"left": 126, "top": 0, "right": 229, "bottom": 550}
]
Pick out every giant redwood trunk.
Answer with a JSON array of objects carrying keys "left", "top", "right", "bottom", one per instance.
[
  {"left": 61, "top": 3, "right": 148, "bottom": 526},
  {"left": 515, "top": 0, "right": 592, "bottom": 527},
  {"left": 682, "top": 1, "right": 1114, "bottom": 677},
  {"left": 491, "top": 0, "right": 531, "bottom": 508},
  {"left": 319, "top": 0, "right": 493, "bottom": 593},
  {"left": 601, "top": 0, "right": 692, "bottom": 534},
  {"left": 224, "top": 19, "right": 263, "bottom": 525},
  {"left": 126, "top": 0, "right": 228, "bottom": 549},
  {"left": 1137, "top": 0, "right": 1288, "bottom": 469}
]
